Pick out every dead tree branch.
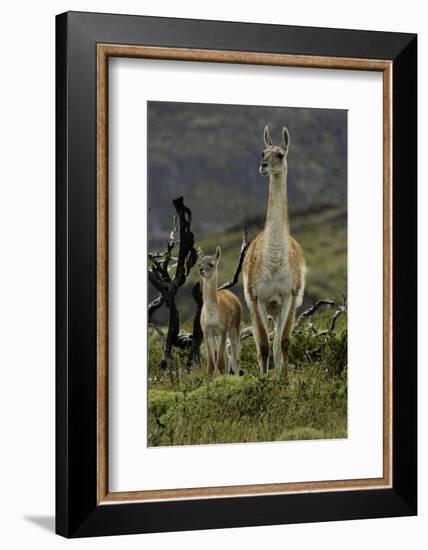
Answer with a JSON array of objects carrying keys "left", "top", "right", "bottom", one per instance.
[
  {"left": 240, "top": 326, "right": 274, "bottom": 342},
  {"left": 148, "top": 214, "right": 250, "bottom": 373},
  {"left": 148, "top": 197, "right": 197, "bottom": 371},
  {"left": 188, "top": 282, "right": 204, "bottom": 369},
  {"left": 317, "top": 299, "right": 347, "bottom": 336},
  {"left": 239, "top": 326, "right": 253, "bottom": 341},
  {"left": 218, "top": 228, "right": 249, "bottom": 291},
  {"left": 330, "top": 304, "right": 346, "bottom": 332},
  {"left": 296, "top": 299, "right": 335, "bottom": 325},
  {"left": 304, "top": 346, "right": 324, "bottom": 363},
  {"left": 301, "top": 298, "right": 347, "bottom": 362},
  {"left": 148, "top": 323, "right": 166, "bottom": 342},
  {"left": 172, "top": 282, "right": 204, "bottom": 366},
  {"left": 148, "top": 295, "right": 165, "bottom": 319}
]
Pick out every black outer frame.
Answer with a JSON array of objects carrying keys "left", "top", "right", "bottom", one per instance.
[{"left": 56, "top": 11, "right": 417, "bottom": 538}]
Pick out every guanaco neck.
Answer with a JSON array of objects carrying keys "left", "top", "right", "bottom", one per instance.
[
  {"left": 264, "top": 169, "right": 290, "bottom": 244},
  {"left": 202, "top": 270, "right": 219, "bottom": 305}
]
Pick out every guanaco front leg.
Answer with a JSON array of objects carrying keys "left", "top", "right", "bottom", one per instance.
[
  {"left": 273, "top": 296, "right": 293, "bottom": 375},
  {"left": 204, "top": 330, "right": 217, "bottom": 375},
  {"left": 281, "top": 297, "right": 296, "bottom": 378},
  {"left": 229, "top": 326, "right": 241, "bottom": 375},
  {"left": 216, "top": 333, "right": 227, "bottom": 374},
  {"left": 250, "top": 301, "right": 270, "bottom": 375}
]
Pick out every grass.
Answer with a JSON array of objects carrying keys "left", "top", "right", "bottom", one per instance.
[
  {"left": 148, "top": 205, "right": 348, "bottom": 447},
  {"left": 148, "top": 308, "right": 347, "bottom": 447}
]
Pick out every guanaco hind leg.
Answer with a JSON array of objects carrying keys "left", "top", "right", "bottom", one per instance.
[
  {"left": 281, "top": 297, "right": 297, "bottom": 377},
  {"left": 273, "top": 296, "right": 293, "bottom": 374},
  {"left": 228, "top": 327, "right": 241, "bottom": 375},
  {"left": 249, "top": 301, "right": 270, "bottom": 375},
  {"left": 216, "top": 333, "right": 227, "bottom": 374},
  {"left": 204, "top": 331, "right": 217, "bottom": 375}
]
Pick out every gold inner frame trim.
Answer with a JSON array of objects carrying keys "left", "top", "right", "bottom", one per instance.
[{"left": 96, "top": 44, "right": 393, "bottom": 505}]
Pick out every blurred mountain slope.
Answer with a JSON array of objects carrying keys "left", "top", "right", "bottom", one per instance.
[{"left": 148, "top": 101, "right": 347, "bottom": 247}]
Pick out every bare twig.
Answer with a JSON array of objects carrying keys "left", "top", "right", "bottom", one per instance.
[
  {"left": 330, "top": 307, "right": 345, "bottom": 332},
  {"left": 304, "top": 345, "right": 323, "bottom": 363},
  {"left": 317, "top": 302, "right": 347, "bottom": 336},
  {"left": 240, "top": 326, "right": 274, "bottom": 341},
  {"left": 304, "top": 350, "right": 313, "bottom": 363},
  {"left": 175, "top": 332, "right": 193, "bottom": 348},
  {"left": 296, "top": 299, "right": 335, "bottom": 324},
  {"left": 148, "top": 294, "right": 165, "bottom": 320},
  {"left": 148, "top": 323, "right": 166, "bottom": 342},
  {"left": 218, "top": 227, "right": 249, "bottom": 291},
  {"left": 239, "top": 326, "right": 253, "bottom": 341},
  {"left": 302, "top": 297, "right": 347, "bottom": 359}
]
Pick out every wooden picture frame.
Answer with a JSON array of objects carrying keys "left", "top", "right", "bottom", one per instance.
[{"left": 56, "top": 11, "right": 417, "bottom": 537}]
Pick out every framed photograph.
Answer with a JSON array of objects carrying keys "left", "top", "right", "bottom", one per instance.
[{"left": 56, "top": 11, "right": 417, "bottom": 538}]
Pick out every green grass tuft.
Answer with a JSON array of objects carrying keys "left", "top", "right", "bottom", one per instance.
[{"left": 148, "top": 310, "right": 347, "bottom": 447}]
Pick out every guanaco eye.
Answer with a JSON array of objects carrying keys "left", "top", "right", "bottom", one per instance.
[
  {"left": 278, "top": 152, "right": 285, "bottom": 159},
  {"left": 261, "top": 152, "right": 265, "bottom": 158}
]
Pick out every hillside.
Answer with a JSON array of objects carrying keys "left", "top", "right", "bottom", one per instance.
[{"left": 148, "top": 101, "right": 347, "bottom": 246}]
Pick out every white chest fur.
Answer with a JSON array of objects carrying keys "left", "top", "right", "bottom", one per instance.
[
  {"left": 202, "top": 303, "right": 222, "bottom": 331},
  {"left": 256, "top": 235, "right": 293, "bottom": 305}
]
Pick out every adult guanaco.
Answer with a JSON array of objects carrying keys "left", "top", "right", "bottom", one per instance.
[{"left": 243, "top": 126, "right": 306, "bottom": 377}]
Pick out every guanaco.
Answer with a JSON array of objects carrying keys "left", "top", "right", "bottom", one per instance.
[
  {"left": 199, "top": 247, "right": 242, "bottom": 375},
  {"left": 243, "top": 126, "right": 306, "bottom": 377}
]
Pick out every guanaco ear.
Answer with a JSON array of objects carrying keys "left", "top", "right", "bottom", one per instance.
[
  {"left": 281, "top": 126, "right": 290, "bottom": 152},
  {"left": 215, "top": 246, "right": 221, "bottom": 261},
  {"left": 197, "top": 247, "right": 204, "bottom": 257},
  {"left": 263, "top": 126, "right": 272, "bottom": 147}
]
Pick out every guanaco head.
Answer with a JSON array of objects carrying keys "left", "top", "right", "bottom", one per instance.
[
  {"left": 259, "top": 126, "right": 290, "bottom": 177},
  {"left": 198, "top": 247, "right": 221, "bottom": 279}
]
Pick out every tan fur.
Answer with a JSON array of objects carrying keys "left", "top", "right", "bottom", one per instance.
[
  {"left": 199, "top": 249, "right": 242, "bottom": 375},
  {"left": 244, "top": 233, "right": 305, "bottom": 303},
  {"left": 243, "top": 127, "right": 306, "bottom": 377}
]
